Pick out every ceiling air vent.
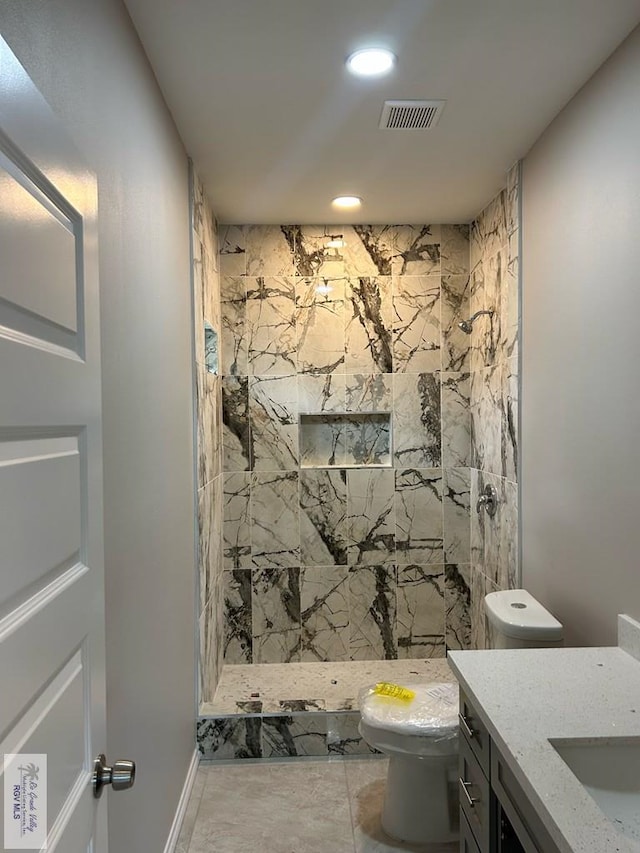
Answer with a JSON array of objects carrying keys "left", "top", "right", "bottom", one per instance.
[{"left": 379, "top": 99, "right": 446, "bottom": 130}]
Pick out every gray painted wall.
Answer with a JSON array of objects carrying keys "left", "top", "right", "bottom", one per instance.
[
  {"left": 0, "top": 2, "right": 196, "bottom": 851},
  {"left": 521, "top": 24, "right": 640, "bottom": 647}
]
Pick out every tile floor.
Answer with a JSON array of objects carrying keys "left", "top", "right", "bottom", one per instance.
[{"left": 177, "top": 757, "right": 457, "bottom": 853}]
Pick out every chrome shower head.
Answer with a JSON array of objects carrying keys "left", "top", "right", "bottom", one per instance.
[{"left": 457, "top": 309, "right": 494, "bottom": 334}]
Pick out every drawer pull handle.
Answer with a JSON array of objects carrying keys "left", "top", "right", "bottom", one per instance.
[
  {"left": 459, "top": 778, "right": 479, "bottom": 808},
  {"left": 459, "top": 712, "right": 475, "bottom": 740}
]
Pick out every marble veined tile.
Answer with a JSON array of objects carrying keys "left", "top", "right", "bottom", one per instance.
[
  {"left": 443, "top": 467, "right": 471, "bottom": 566},
  {"left": 393, "top": 373, "right": 441, "bottom": 468},
  {"left": 441, "top": 224, "right": 470, "bottom": 276},
  {"left": 292, "top": 225, "right": 346, "bottom": 277},
  {"left": 345, "top": 277, "right": 393, "bottom": 374},
  {"left": 251, "top": 471, "right": 300, "bottom": 567},
  {"left": 246, "top": 277, "right": 296, "bottom": 375},
  {"left": 219, "top": 224, "right": 246, "bottom": 276},
  {"left": 470, "top": 566, "right": 498, "bottom": 651},
  {"left": 397, "top": 564, "right": 445, "bottom": 659},
  {"left": 198, "top": 480, "right": 216, "bottom": 611},
  {"left": 471, "top": 364, "right": 502, "bottom": 477},
  {"left": 349, "top": 565, "right": 397, "bottom": 660},
  {"left": 343, "top": 415, "right": 390, "bottom": 467},
  {"left": 341, "top": 225, "right": 395, "bottom": 276},
  {"left": 299, "top": 414, "right": 346, "bottom": 468},
  {"left": 445, "top": 563, "right": 471, "bottom": 651},
  {"left": 500, "top": 478, "right": 518, "bottom": 590},
  {"left": 441, "top": 275, "right": 471, "bottom": 373},
  {"left": 300, "top": 566, "right": 349, "bottom": 662},
  {"left": 222, "top": 473, "right": 251, "bottom": 569},
  {"left": 221, "top": 376, "right": 252, "bottom": 472},
  {"left": 326, "top": 713, "right": 378, "bottom": 755},
  {"left": 197, "top": 717, "right": 262, "bottom": 760},
  {"left": 220, "top": 275, "right": 248, "bottom": 376},
  {"left": 392, "top": 275, "right": 441, "bottom": 373},
  {"left": 295, "top": 277, "right": 345, "bottom": 374},
  {"left": 394, "top": 469, "right": 443, "bottom": 565},
  {"left": 344, "top": 373, "right": 392, "bottom": 413},
  {"left": 347, "top": 468, "right": 395, "bottom": 566},
  {"left": 442, "top": 371, "right": 471, "bottom": 468},
  {"left": 300, "top": 469, "right": 348, "bottom": 567},
  {"left": 502, "top": 356, "right": 518, "bottom": 483},
  {"left": 483, "top": 247, "right": 504, "bottom": 366},
  {"left": 251, "top": 567, "right": 301, "bottom": 663},
  {"left": 223, "top": 569, "right": 253, "bottom": 664},
  {"left": 507, "top": 163, "right": 520, "bottom": 236},
  {"left": 249, "top": 374, "right": 298, "bottom": 470},
  {"left": 298, "top": 374, "right": 346, "bottom": 414},
  {"left": 501, "top": 233, "right": 519, "bottom": 360},
  {"left": 261, "top": 714, "right": 328, "bottom": 757},
  {"left": 197, "top": 365, "right": 218, "bottom": 488},
  {"left": 245, "top": 225, "right": 294, "bottom": 276},
  {"left": 392, "top": 224, "right": 441, "bottom": 275},
  {"left": 482, "top": 188, "right": 508, "bottom": 259}
]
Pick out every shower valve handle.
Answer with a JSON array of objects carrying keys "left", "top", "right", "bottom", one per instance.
[{"left": 476, "top": 484, "right": 498, "bottom": 517}]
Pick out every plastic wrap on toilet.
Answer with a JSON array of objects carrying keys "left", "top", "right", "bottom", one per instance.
[{"left": 359, "top": 681, "right": 459, "bottom": 742}]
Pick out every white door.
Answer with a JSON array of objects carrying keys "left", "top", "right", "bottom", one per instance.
[{"left": 0, "top": 35, "right": 119, "bottom": 851}]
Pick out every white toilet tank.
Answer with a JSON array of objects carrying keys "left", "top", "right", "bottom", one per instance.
[{"left": 485, "top": 589, "right": 563, "bottom": 649}]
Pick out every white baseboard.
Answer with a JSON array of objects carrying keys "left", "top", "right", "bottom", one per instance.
[{"left": 163, "top": 748, "right": 200, "bottom": 853}]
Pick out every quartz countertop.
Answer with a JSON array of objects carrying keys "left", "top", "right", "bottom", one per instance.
[{"left": 449, "top": 621, "right": 640, "bottom": 853}]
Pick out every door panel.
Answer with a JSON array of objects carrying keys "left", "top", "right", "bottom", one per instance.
[
  {"left": 0, "top": 158, "right": 78, "bottom": 332},
  {"left": 0, "top": 435, "right": 81, "bottom": 609},
  {"left": 0, "top": 34, "right": 107, "bottom": 852}
]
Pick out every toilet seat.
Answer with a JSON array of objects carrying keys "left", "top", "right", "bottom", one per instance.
[{"left": 359, "top": 682, "right": 459, "bottom": 757}]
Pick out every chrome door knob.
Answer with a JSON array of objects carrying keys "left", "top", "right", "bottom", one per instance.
[{"left": 93, "top": 754, "right": 136, "bottom": 798}]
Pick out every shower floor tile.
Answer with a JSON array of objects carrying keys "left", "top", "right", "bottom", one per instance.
[{"left": 202, "top": 658, "right": 454, "bottom": 715}]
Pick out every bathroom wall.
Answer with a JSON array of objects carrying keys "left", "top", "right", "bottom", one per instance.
[
  {"left": 219, "top": 224, "right": 475, "bottom": 666},
  {"left": 522, "top": 24, "right": 640, "bottom": 646},
  {"left": 191, "top": 169, "right": 225, "bottom": 703},
  {"left": 468, "top": 165, "right": 520, "bottom": 648}
]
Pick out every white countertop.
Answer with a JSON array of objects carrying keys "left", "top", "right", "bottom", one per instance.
[{"left": 449, "top": 622, "right": 640, "bottom": 853}]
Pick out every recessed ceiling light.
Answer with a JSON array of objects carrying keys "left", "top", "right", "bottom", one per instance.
[
  {"left": 346, "top": 48, "right": 396, "bottom": 78},
  {"left": 325, "top": 239, "right": 346, "bottom": 248},
  {"left": 332, "top": 195, "right": 362, "bottom": 209}
]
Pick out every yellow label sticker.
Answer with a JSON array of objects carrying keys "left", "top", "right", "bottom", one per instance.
[{"left": 373, "top": 682, "right": 416, "bottom": 702}]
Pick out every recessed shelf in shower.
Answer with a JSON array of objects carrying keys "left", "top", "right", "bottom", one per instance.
[{"left": 299, "top": 411, "right": 392, "bottom": 469}]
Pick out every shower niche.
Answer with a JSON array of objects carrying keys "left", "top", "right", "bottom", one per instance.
[{"left": 299, "top": 411, "right": 392, "bottom": 468}]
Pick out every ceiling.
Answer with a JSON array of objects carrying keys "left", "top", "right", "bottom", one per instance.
[{"left": 124, "top": 0, "right": 640, "bottom": 224}]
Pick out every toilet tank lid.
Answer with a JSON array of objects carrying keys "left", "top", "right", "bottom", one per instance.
[{"left": 485, "top": 589, "right": 563, "bottom": 640}]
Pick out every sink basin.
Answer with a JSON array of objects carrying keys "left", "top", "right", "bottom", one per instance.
[{"left": 551, "top": 737, "right": 640, "bottom": 843}]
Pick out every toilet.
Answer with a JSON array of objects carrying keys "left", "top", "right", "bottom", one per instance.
[{"left": 358, "top": 589, "right": 563, "bottom": 845}]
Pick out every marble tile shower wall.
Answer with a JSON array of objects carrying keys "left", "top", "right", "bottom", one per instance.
[
  {"left": 191, "top": 170, "right": 225, "bottom": 704},
  {"left": 218, "top": 223, "right": 475, "bottom": 665},
  {"left": 468, "top": 164, "right": 520, "bottom": 649}
]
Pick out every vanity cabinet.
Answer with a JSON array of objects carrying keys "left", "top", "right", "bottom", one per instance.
[{"left": 458, "top": 689, "right": 561, "bottom": 853}]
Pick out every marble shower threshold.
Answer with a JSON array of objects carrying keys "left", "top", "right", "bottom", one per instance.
[{"left": 198, "top": 659, "right": 454, "bottom": 761}]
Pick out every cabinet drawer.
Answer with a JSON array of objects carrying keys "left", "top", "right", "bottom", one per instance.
[
  {"left": 459, "top": 688, "right": 491, "bottom": 776},
  {"left": 459, "top": 727, "right": 491, "bottom": 852},
  {"left": 460, "top": 809, "right": 482, "bottom": 853}
]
